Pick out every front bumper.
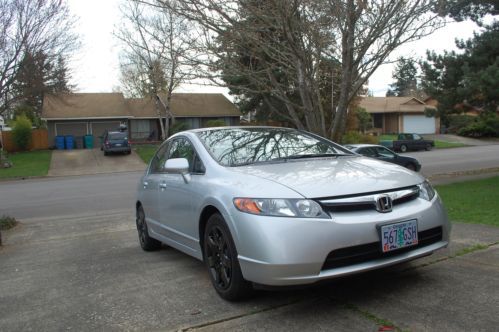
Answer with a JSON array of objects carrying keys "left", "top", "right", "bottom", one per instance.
[
  {"left": 104, "top": 146, "right": 131, "bottom": 153},
  {"left": 231, "top": 195, "right": 450, "bottom": 286}
]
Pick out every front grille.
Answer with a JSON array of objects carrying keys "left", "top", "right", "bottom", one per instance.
[
  {"left": 318, "top": 186, "right": 420, "bottom": 213},
  {"left": 321, "top": 226, "right": 443, "bottom": 271}
]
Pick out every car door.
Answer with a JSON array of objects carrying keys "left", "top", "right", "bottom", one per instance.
[
  {"left": 157, "top": 137, "right": 206, "bottom": 252},
  {"left": 140, "top": 142, "right": 170, "bottom": 236},
  {"left": 413, "top": 134, "right": 424, "bottom": 149}
]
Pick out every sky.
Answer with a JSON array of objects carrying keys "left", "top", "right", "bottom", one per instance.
[{"left": 67, "top": 0, "right": 484, "bottom": 97}]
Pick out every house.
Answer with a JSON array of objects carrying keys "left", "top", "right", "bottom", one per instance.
[
  {"left": 41, "top": 93, "right": 241, "bottom": 147},
  {"left": 359, "top": 97, "right": 439, "bottom": 134}
]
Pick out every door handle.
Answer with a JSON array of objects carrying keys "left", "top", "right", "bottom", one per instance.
[{"left": 159, "top": 182, "right": 167, "bottom": 189}]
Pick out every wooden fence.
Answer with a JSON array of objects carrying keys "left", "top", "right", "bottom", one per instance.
[{"left": 0, "top": 129, "right": 49, "bottom": 152}]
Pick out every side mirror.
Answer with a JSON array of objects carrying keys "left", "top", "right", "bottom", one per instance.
[{"left": 164, "top": 158, "right": 191, "bottom": 183}]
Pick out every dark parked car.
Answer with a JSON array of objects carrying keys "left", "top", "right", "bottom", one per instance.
[
  {"left": 345, "top": 144, "right": 422, "bottom": 171},
  {"left": 101, "top": 131, "right": 131, "bottom": 155},
  {"left": 380, "top": 133, "right": 434, "bottom": 152}
]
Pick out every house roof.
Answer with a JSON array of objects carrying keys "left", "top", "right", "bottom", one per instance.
[
  {"left": 42, "top": 93, "right": 129, "bottom": 119},
  {"left": 42, "top": 93, "right": 241, "bottom": 120},
  {"left": 359, "top": 97, "right": 435, "bottom": 114}
]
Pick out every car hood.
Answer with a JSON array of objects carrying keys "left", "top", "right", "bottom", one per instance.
[{"left": 229, "top": 156, "right": 424, "bottom": 198}]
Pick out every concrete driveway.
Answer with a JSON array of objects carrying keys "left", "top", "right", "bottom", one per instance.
[
  {"left": 0, "top": 209, "right": 498, "bottom": 331},
  {"left": 48, "top": 149, "right": 146, "bottom": 177}
]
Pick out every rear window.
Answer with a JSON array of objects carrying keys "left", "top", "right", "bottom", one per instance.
[{"left": 109, "top": 132, "right": 127, "bottom": 140}]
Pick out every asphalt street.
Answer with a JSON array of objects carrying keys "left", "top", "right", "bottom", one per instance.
[
  {"left": 1, "top": 145, "right": 499, "bottom": 220},
  {"left": 406, "top": 144, "right": 499, "bottom": 177}
]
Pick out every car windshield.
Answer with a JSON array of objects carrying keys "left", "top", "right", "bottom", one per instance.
[
  {"left": 109, "top": 132, "right": 127, "bottom": 140},
  {"left": 196, "top": 128, "right": 352, "bottom": 166}
]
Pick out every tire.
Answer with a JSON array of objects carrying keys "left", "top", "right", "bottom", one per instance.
[
  {"left": 203, "top": 213, "right": 253, "bottom": 301},
  {"left": 400, "top": 144, "right": 408, "bottom": 153},
  {"left": 406, "top": 163, "right": 416, "bottom": 171},
  {"left": 425, "top": 144, "right": 432, "bottom": 151},
  {"left": 136, "top": 206, "right": 161, "bottom": 251},
  {"left": 104, "top": 151, "right": 109, "bottom": 156}
]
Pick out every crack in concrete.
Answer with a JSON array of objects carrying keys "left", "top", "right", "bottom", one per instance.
[
  {"left": 176, "top": 298, "right": 307, "bottom": 331},
  {"left": 341, "top": 302, "right": 403, "bottom": 332},
  {"left": 402, "top": 241, "right": 499, "bottom": 272}
]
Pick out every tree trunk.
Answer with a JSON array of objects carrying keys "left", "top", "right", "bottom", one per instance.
[
  {"left": 331, "top": 0, "right": 356, "bottom": 142},
  {"left": 154, "top": 96, "right": 166, "bottom": 140}
]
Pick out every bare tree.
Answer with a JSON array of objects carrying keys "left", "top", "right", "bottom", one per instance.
[
  {"left": 145, "top": 0, "right": 443, "bottom": 139},
  {"left": 115, "top": 0, "right": 196, "bottom": 139},
  {"left": 0, "top": 0, "right": 78, "bottom": 116}
]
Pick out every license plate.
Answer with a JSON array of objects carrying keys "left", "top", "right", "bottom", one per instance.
[
  {"left": 115, "top": 143, "right": 122, "bottom": 146},
  {"left": 380, "top": 219, "right": 418, "bottom": 253}
]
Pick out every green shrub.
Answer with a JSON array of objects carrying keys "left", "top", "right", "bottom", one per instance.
[
  {"left": 341, "top": 131, "right": 378, "bottom": 144},
  {"left": 0, "top": 215, "right": 18, "bottom": 231},
  {"left": 206, "top": 119, "right": 227, "bottom": 127},
  {"left": 447, "top": 115, "right": 475, "bottom": 133},
  {"left": 457, "top": 113, "right": 499, "bottom": 137},
  {"left": 355, "top": 107, "right": 372, "bottom": 133},
  {"left": 170, "top": 121, "right": 189, "bottom": 135},
  {"left": 11, "top": 115, "right": 32, "bottom": 150}
]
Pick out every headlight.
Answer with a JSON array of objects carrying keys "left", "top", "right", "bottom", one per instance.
[
  {"left": 233, "top": 198, "right": 329, "bottom": 218},
  {"left": 418, "top": 180, "right": 436, "bottom": 201}
]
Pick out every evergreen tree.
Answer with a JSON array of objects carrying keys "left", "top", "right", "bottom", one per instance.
[
  {"left": 435, "top": 0, "right": 499, "bottom": 23},
  {"left": 421, "top": 22, "right": 499, "bottom": 135},
  {"left": 386, "top": 57, "right": 420, "bottom": 97},
  {"left": 421, "top": 22, "right": 499, "bottom": 114},
  {"left": 12, "top": 52, "right": 73, "bottom": 120}
]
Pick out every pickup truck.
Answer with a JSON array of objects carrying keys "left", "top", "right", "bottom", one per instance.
[{"left": 380, "top": 133, "right": 434, "bottom": 152}]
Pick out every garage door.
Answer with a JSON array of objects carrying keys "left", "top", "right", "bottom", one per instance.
[
  {"left": 90, "top": 122, "right": 122, "bottom": 147},
  {"left": 403, "top": 115, "right": 436, "bottom": 134},
  {"left": 55, "top": 122, "right": 87, "bottom": 136}
]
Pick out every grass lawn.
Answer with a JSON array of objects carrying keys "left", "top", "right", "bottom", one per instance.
[
  {"left": 0, "top": 150, "right": 52, "bottom": 179},
  {"left": 379, "top": 134, "right": 398, "bottom": 141},
  {"left": 433, "top": 140, "right": 468, "bottom": 149},
  {"left": 134, "top": 144, "right": 160, "bottom": 164},
  {"left": 436, "top": 176, "right": 499, "bottom": 227}
]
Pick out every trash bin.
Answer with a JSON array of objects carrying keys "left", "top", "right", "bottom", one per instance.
[
  {"left": 65, "top": 135, "right": 74, "bottom": 150},
  {"left": 84, "top": 135, "right": 94, "bottom": 149},
  {"left": 55, "top": 136, "right": 65, "bottom": 150}
]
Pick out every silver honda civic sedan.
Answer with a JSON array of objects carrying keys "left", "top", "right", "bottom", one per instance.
[{"left": 135, "top": 127, "right": 450, "bottom": 300}]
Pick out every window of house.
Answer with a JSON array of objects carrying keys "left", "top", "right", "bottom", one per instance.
[{"left": 373, "top": 114, "right": 383, "bottom": 129}]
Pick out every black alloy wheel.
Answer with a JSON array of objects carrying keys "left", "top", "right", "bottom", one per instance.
[
  {"left": 136, "top": 206, "right": 161, "bottom": 251},
  {"left": 206, "top": 225, "right": 232, "bottom": 290},
  {"left": 203, "top": 213, "right": 253, "bottom": 301},
  {"left": 425, "top": 144, "right": 432, "bottom": 151}
]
